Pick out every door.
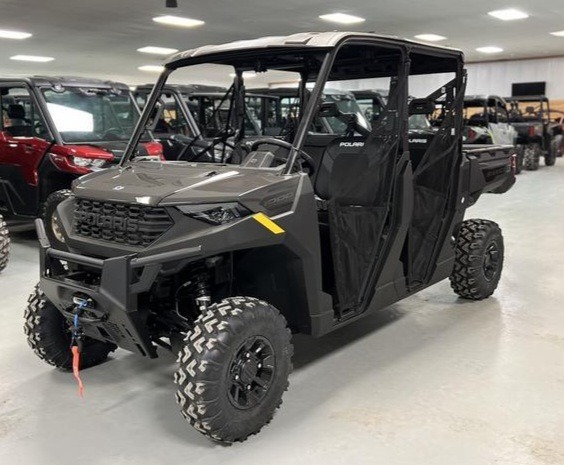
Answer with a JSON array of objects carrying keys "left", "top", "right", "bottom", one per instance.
[
  {"left": 321, "top": 45, "right": 406, "bottom": 312},
  {"left": 0, "top": 85, "right": 52, "bottom": 216}
]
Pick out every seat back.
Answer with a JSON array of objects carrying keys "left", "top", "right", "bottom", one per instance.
[
  {"left": 313, "top": 137, "right": 366, "bottom": 200},
  {"left": 6, "top": 104, "right": 33, "bottom": 136}
]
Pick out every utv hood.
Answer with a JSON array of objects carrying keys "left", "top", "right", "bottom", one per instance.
[
  {"left": 72, "top": 162, "right": 288, "bottom": 206},
  {"left": 60, "top": 141, "right": 162, "bottom": 162}
]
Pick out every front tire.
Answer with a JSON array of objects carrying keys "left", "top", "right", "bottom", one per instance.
[
  {"left": 175, "top": 297, "right": 293, "bottom": 443},
  {"left": 523, "top": 143, "right": 541, "bottom": 171},
  {"left": 42, "top": 189, "right": 72, "bottom": 251},
  {"left": 0, "top": 214, "right": 9, "bottom": 273},
  {"left": 450, "top": 220, "right": 504, "bottom": 300},
  {"left": 24, "top": 284, "right": 116, "bottom": 369}
]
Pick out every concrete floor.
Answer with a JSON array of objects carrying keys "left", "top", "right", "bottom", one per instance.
[{"left": 1, "top": 164, "right": 563, "bottom": 465}]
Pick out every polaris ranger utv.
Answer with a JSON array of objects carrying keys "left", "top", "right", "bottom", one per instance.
[
  {"left": 25, "top": 32, "right": 515, "bottom": 443},
  {"left": 0, "top": 76, "right": 162, "bottom": 249}
]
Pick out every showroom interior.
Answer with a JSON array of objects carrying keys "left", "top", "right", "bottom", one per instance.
[{"left": 1, "top": 0, "right": 563, "bottom": 463}]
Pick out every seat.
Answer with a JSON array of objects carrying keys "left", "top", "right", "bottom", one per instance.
[
  {"left": 314, "top": 136, "right": 367, "bottom": 201},
  {"left": 468, "top": 113, "right": 488, "bottom": 126},
  {"left": 5, "top": 104, "right": 33, "bottom": 137}
]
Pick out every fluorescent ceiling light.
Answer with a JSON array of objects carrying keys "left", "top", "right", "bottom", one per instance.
[
  {"left": 10, "top": 55, "right": 54, "bottom": 62},
  {"left": 137, "top": 46, "right": 179, "bottom": 55},
  {"left": 153, "top": 15, "right": 205, "bottom": 27},
  {"left": 414, "top": 34, "right": 447, "bottom": 42},
  {"left": 550, "top": 30, "right": 564, "bottom": 37},
  {"left": 476, "top": 46, "right": 504, "bottom": 54},
  {"left": 488, "top": 9, "right": 529, "bottom": 21},
  {"left": 138, "top": 65, "right": 165, "bottom": 72},
  {"left": 319, "top": 13, "right": 365, "bottom": 24},
  {"left": 229, "top": 71, "right": 256, "bottom": 79},
  {"left": 0, "top": 29, "right": 32, "bottom": 39}
]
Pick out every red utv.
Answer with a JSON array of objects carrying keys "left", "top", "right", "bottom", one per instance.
[{"left": 0, "top": 76, "right": 162, "bottom": 248}]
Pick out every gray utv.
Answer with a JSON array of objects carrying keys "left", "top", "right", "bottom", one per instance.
[{"left": 25, "top": 32, "right": 515, "bottom": 443}]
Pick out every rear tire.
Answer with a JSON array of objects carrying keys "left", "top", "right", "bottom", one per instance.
[
  {"left": 42, "top": 189, "right": 72, "bottom": 251},
  {"left": 554, "top": 135, "right": 564, "bottom": 157},
  {"left": 523, "top": 143, "right": 541, "bottom": 171},
  {"left": 450, "top": 219, "right": 504, "bottom": 300},
  {"left": 175, "top": 297, "right": 293, "bottom": 443},
  {"left": 24, "top": 284, "right": 116, "bottom": 370},
  {"left": 0, "top": 214, "right": 9, "bottom": 273},
  {"left": 515, "top": 145, "right": 524, "bottom": 174},
  {"left": 545, "top": 142, "right": 557, "bottom": 166}
]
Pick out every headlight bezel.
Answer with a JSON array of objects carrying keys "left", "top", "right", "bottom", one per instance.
[{"left": 177, "top": 202, "right": 251, "bottom": 225}]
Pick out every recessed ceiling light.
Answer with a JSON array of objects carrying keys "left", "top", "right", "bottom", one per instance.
[
  {"left": 229, "top": 71, "right": 256, "bottom": 79},
  {"left": 10, "top": 55, "right": 54, "bottom": 62},
  {"left": 550, "top": 30, "right": 564, "bottom": 37},
  {"left": 137, "top": 46, "right": 179, "bottom": 55},
  {"left": 319, "top": 13, "right": 365, "bottom": 24},
  {"left": 414, "top": 34, "right": 447, "bottom": 42},
  {"left": 153, "top": 15, "right": 205, "bottom": 28},
  {"left": 138, "top": 65, "right": 165, "bottom": 72},
  {"left": 488, "top": 9, "right": 529, "bottom": 21},
  {"left": 476, "top": 46, "right": 504, "bottom": 54},
  {"left": 0, "top": 29, "right": 32, "bottom": 40}
]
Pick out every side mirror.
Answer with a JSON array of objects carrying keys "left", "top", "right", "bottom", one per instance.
[
  {"left": 0, "top": 131, "right": 7, "bottom": 142},
  {"left": 318, "top": 101, "right": 341, "bottom": 118},
  {"left": 409, "top": 98, "right": 435, "bottom": 115}
]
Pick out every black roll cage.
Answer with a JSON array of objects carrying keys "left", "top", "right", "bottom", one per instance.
[{"left": 120, "top": 36, "right": 463, "bottom": 170}]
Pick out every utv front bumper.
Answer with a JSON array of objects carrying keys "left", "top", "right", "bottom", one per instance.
[{"left": 36, "top": 219, "right": 202, "bottom": 358}]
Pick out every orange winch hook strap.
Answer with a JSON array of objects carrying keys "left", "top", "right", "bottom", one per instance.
[{"left": 71, "top": 345, "right": 85, "bottom": 398}]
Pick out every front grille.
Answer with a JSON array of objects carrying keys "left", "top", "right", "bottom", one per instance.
[{"left": 73, "top": 199, "right": 173, "bottom": 247}]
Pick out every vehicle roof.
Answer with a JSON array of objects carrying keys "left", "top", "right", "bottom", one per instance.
[
  {"left": 184, "top": 91, "right": 278, "bottom": 100},
  {"left": 0, "top": 75, "right": 130, "bottom": 90},
  {"left": 351, "top": 89, "right": 389, "bottom": 97},
  {"left": 250, "top": 87, "right": 355, "bottom": 98},
  {"left": 136, "top": 83, "right": 226, "bottom": 94},
  {"left": 166, "top": 31, "right": 464, "bottom": 67},
  {"left": 505, "top": 95, "right": 549, "bottom": 103},
  {"left": 464, "top": 95, "right": 508, "bottom": 106}
]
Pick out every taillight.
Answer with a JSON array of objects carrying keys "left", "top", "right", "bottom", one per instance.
[
  {"left": 528, "top": 126, "right": 535, "bottom": 138},
  {"left": 510, "top": 153, "right": 517, "bottom": 174}
]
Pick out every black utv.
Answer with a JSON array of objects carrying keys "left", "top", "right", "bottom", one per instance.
[
  {"left": 507, "top": 95, "right": 558, "bottom": 170},
  {"left": 26, "top": 32, "right": 515, "bottom": 443}
]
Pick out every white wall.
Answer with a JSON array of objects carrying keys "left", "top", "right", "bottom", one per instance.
[
  {"left": 466, "top": 57, "right": 564, "bottom": 99},
  {"left": 332, "top": 56, "right": 564, "bottom": 100}
]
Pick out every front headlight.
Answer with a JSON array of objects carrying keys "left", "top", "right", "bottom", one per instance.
[
  {"left": 177, "top": 203, "right": 251, "bottom": 225},
  {"left": 73, "top": 157, "right": 109, "bottom": 169}
]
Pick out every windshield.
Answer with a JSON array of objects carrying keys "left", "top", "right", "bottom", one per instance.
[{"left": 42, "top": 87, "right": 140, "bottom": 143}]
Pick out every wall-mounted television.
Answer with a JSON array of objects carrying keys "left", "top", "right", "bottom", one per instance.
[{"left": 512, "top": 82, "right": 546, "bottom": 97}]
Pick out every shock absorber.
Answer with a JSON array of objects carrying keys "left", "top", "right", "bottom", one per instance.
[{"left": 192, "top": 271, "right": 211, "bottom": 313}]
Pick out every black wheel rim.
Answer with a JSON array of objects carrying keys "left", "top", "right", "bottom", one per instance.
[
  {"left": 483, "top": 241, "right": 500, "bottom": 281},
  {"left": 228, "top": 336, "right": 275, "bottom": 410}
]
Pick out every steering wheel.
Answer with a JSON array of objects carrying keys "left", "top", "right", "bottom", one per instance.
[{"left": 250, "top": 138, "right": 315, "bottom": 175}]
